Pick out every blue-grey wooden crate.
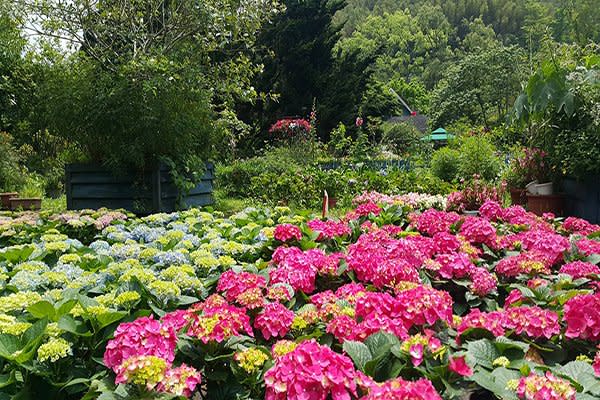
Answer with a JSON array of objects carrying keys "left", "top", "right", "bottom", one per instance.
[
  {"left": 563, "top": 176, "right": 600, "bottom": 223},
  {"left": 66, "top": 163, "right": 214, "bottom": 213}
]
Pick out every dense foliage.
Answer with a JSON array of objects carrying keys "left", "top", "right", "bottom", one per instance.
[{"left": 2, "top": 197, "right": 600, "bottom": 399}]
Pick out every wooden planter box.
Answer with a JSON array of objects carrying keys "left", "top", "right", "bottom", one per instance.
[
  {"left": 527, "top": 194, "right": 565, "bottom": 217},
  {"left": 563, "top": 176, "right": 600, "bottom": 223},
  {"left": 65, "top": 163, "right": 214, "bottom": 213}
]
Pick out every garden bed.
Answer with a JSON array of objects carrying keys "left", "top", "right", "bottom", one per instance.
[{"left": 0, "top": 195, "right": 600, "bottom": 399}]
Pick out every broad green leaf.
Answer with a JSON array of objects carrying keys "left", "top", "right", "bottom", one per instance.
[
  {"left": 364, "top": 331, "right": 399, "bottom": 359},
  {"left": 95, "top": 311, "right": 127, "bottom": 329},
  {"left": 558, "top": 361, "right": 600, "bottom": 395},
  {"left": 58, "top": 315, "right": 92, "bottom": 337},
  {"left": 342, "top": 341, "right": 372, "bottom": 371},
  {"left": 27, "top": 301, "right": 56, "bottom": 321},
  {"left": 467, "top": 339, "right": 499, "bottom": 369}
]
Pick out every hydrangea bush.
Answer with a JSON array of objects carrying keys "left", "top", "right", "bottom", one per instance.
[{"left": 0, "top": 197, "right": 600, "bottom": 399}]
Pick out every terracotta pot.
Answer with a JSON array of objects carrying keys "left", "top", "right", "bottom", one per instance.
[
  {"left": 509, "top": 188, "right": 527, "bottom": 206},
  {"left": 526, "top": 194, "right": 565, "bottom": 217},
  {"left": 0, "top": 192, "right": 18, "bottom": 210},
  {"left": 9, "top": 198, "right": 42, "bottom": 211}
]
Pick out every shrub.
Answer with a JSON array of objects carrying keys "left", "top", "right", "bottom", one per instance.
[
  {"left": 430, "top": 147, "right": 460, "bottom": 182},
  {"left": 456, "top": 135, "right": 501, "bottom": 181},
  {"left": 381, "top": 121, "right": 422, "bottom": 155},
  {"left": 0, "top": 132, "right": 26, "bottom": 192}
]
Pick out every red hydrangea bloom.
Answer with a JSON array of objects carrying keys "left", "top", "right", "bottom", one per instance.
[
  {"left": 457, "top": 309, "right": 506, "bottom": 337},
  {"left": 504, "top": 306, "right": 560, "bottom": 339},
  {"left": 357, "top": 374, "right": 442, "bottom": 400},
  {"left": 449, "top": 356, "right": 473, "bottom": 376},
  {"left": 307, "top": 219, "right": 352, "bottom": 240},
  {"left": 459, "top": 217, "right": 497, "bottom": 248},
  {"left": 563, "top": 217, "right": 600, "bottom": 235},
  {"left": 469, "top": 267, "right": 497, "bottom": 296},
  {"left": 254, "top": 302, "right": 295, "bottom": 340},
  {"left": 559, "top": 261, "right": 600, "bottom": 279},
  {"left": 104, "top": 316, "right": 177, "bottom": 373},
  {"left": 264, "top": 340, "right": 357, "bottom": 400},
  {"left": 274, "top": 224, "right": 302, "bottom": 242},
  {"left": 479, "top": 200, "right": 504, "bottom": 221},
  {"left": 217, "top": 270, "right": 266, "bottom": 302},
  {"left": 564, "top": 293, "right": 600, "bottom": 341}
]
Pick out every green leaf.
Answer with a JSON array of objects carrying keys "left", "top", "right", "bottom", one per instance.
[
  {"left": 364, "top": 331, "right": 399, "bottom": 359},
  {"left": 342, "top": 341, "right": 372, "bottom": 371},
  {"left": 558, "top": 361, "right": 600, "bottom": 395},
  {"left": 494, "top": 337, "right": 529, "bottom": 353},
  {"left": 27, "top": 301, "right": 56, "bottom": 321},
  {"left": 57, "top": 315, "right": 92, "bottom": 337},
  {"left": 95, "top": 311, "right": 127, "bottom": 329},
  {"left": 467, "top": 339, "right": 499, "bottom": 369}
]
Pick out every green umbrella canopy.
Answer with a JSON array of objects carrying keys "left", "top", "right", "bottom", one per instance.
[{"left": 421, "top": 128, "right": 455, "bottom": 141}]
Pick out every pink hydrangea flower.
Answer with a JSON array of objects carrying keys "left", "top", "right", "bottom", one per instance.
[
  {"left": 577, "top": 238, "right": 600, "bottom": 256},
  {"left": 158, "top": 364, "right": 202, "bottom": 398},
  {"left": 326, "top": 314, "right": 358, "bottom": 343},
  {"left": 307, "top": 219, "right": 352, "bottom": 240},
  {"left": 217, "top": 270, "right": 266, "bottom": 302},
  {"left": 104, "top": 317, "right": 177, "bottom": 373},
  {"left": 479, "top": 200, "right": 504, "bottom": 221},
  {"left": 457, "top": 309, "right": 506, "bottom": 337},
  {"left": 264, "top": 340, "right": 357, "bottom": 400},
  {"left": 504, "top": 306, "right": 560, "bottom": 339},
  {"left": 459, "top": 217, "right": 497, "bottom": 248},
  {"left": 516, "top": 372, "right": 576, "bottom": 400},
  {"left": 469, "top": 267, "right": 497, "bottom": 296},
  {"left": 358, "top": 375, "right": 442, "bottom": 400},
  {"left": 187, "top": 301, "right": 253, "bottom": 343},
  {"left": 559, "top": 261, "right": 600, "bottom": 279},
  {"left": 449, "top": 356, "right": 473, "bottom": 376},
  {"left": 435, "top": 252, "right": 475, "bottom": 279},
  {"left": 254, "top": 302, "right": 295, "bottom": 340},
  {"left": 274, "top": 224, "right": 302, "bottom": 242},
  {"left": 564, "top": 293, "right": 600, "bottom": 341},
  {"left": 563, "top": 217, "right": 600, "bottom": 235}
]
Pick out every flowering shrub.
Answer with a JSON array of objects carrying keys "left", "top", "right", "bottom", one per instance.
[
  {"left": 0, "top": 198, "right": 600, "bottom": 399},
  {"left": 268, "top": 118, "right": 312, "bottom": 143}
]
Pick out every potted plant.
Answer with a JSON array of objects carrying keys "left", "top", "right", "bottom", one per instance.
[
  {"left": 447, "top": 175, "right": 503, "bottom": 214},
  {"left": 0, "top": 192, "right": 18, "bottom": 210},
  {"left": 501, "top": 156, "right": 528, "bottom": 206},
  {"left": 9, "top": 176, "right": 44, "bottom": 211}
]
